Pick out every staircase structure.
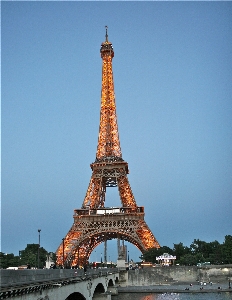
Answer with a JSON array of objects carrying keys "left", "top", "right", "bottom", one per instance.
[{"left": 56, "top": 27, "right": 160, "bottom": 267}]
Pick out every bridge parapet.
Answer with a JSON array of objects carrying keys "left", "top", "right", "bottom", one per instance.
[{"left": 1, "top": 268, "right": 117, "bottom": 288}]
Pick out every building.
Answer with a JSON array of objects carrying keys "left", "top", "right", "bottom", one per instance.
[{"left": 156, "top": 253, "right": 176, "bottom": 266}]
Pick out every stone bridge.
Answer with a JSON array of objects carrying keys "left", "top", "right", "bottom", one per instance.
[{"left": 0, "top": 268, "right": 120, "bottom": 300}]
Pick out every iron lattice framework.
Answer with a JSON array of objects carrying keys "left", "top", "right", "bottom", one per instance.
[{"left": 56, "top": 27, "right": 160, "bottom": 267}]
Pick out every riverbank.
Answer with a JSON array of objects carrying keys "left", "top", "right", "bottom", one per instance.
[
  {"left": 118, "top": 283, "right": 232, "bottom": 294},
  {"left": 119, "top": 265, "right": 232, "bottom": 288}
]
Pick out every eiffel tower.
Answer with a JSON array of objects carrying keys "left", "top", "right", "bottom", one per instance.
[{"left": 56, "top": 27, "right": 160, "bottom": 267}]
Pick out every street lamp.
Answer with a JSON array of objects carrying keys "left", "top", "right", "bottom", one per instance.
[
  {"left": 38, "top": 229, "right": 41, "bottom": 269},
  {"left": 5, "top": 253, "right": 8, "bottom": 269},
  {"left": 128, "top": 250, "right": 130, "bottom": 264},
  {"left": 77, "top": 245, "right": 80, "bottom": 269}
]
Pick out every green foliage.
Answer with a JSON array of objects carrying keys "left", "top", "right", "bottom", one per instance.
[
  {"left": 221, "top": 235, "right": 232, "bottom": 264},
  {"left": 141, "top": 235, "right": 232, "bottom": 266},
  {"left": 179, "top": 253, "right": 205, "bottom": 266},
  {"left": 20, "top": 244, "right": 49, "bottom": 268},
  {"left": 140, "top": 246, "right": 173, "bottom": 263},
  {"left": 0, "top": 252, "right": 21, "bottom": 269},
  {"left": 173, "top": 242, "right": 190, "bottom": 261},
  {"left": 1, "top": 244, "right": 56, "bottom": 269}
]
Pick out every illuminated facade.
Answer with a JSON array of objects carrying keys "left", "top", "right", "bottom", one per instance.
[{"left": 56, "top": 28, "right": 160, "bottom": 267}]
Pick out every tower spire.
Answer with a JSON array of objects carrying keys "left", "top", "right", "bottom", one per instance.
[
  {"left": 98, "top": 26, "right": 120, "bottom": 161},
  {"left": 105, "top": 25, "right": 108, "bottom": 42}
]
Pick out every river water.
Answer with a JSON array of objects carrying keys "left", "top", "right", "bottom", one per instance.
[{"left": 113, "top": 292, "right": 232, "bottom": 300}]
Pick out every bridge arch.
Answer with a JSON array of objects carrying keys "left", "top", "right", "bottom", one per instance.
[
  {"left": 92, "top": 282, "right": 105, "bottom": 298},
  {"left": 66, "top": 292, "right": 86, "bottom": 300},
  {"left": 108, "top": 279, "right": 114, "bottom": 287}
]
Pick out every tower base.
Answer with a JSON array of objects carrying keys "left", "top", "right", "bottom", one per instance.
[{"left": 56, "top": 207, "right": 160, "bottom": 267}]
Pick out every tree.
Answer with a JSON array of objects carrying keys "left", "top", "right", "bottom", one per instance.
[
  {"left": 190, "top": 239, "right": 214, "bottom": 261},
  {"left": 140, "top": 246, "right": 173, "bottom": 263},
  {"left": 20, "top": 244, "right": 48, "bottom": 268},
  {"left": 179, "top": 253, "right": 205, "bottom": 266},
  {"left": 173, "top": 242, "right": 190, "bottom": 262},
  {"left": 207, "top": 240, "right": 222, "bottom": 264},
  {"left": 179, "top": 254, "right": 195, "bottom": 266},
  {"left": 221, "top": 235, "right": 232, "bottom": 264},
  {"left": 190, "top": 239, "right": 206, "bottom": 254},
  {"left": 0, "top": 252, "right": 21, "bottom": 269}
]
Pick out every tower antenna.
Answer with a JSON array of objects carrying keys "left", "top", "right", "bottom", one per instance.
[{"left": 105, "top": 25, "right": 108, "bottom": 42}]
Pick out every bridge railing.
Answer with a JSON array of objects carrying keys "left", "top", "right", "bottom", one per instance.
[{"left": 0, "top": 268, "right": 118, "bottom": 288}]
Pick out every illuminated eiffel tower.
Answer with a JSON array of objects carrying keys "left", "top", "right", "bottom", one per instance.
[{"left": 56, "top": 27, "right": 160, "bottom": 267}]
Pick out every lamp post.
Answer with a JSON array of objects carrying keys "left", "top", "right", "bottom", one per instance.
[
  {"left": 5, "top": 253, "right": 8, "bottom": 269},
  {"left": 229, "top": 269, "right": 231, "bottom": 289},
  {"left": 77, "top": 245, "right": 80, "bottom": 269},
  {"left": 38, "top": 229, "right": 41, "bottom": 269},
  {"left": 62, "top": 238, "right": 65, "bottom": 268},
  {"left": 128, "top": 250, "right": 130, "bottom": 264}
]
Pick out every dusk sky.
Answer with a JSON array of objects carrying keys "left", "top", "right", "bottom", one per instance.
[{"left": 2, "top": 1, "right": 232, "bottom": 263}]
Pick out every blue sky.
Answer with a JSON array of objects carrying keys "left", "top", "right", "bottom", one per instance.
[{"left": 2, "top": 1, "right": 232, "bottom": 263}]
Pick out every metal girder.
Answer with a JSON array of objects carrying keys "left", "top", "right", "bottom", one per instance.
[{"left": 56, "top": 212, "right": 160, "bottom": 267}]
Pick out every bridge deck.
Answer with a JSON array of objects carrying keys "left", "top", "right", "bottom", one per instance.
[{"left": 0, "top": 268, "right": 119, "bottom": 299}]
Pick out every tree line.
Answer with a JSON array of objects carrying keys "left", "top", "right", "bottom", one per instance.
[
  {"left": 141, "top": 235, "right": 232, "bottom": 265},
  {"left": 1, "top": 235, "right": 231, "bottom": 269},
  {"left": 0, "top": 244, "right": 56, "bottom": 269}
]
